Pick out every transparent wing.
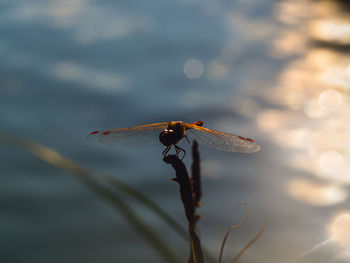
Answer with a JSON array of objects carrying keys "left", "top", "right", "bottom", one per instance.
[
  {"left": 86, "top": 122, "right": 168, "bottom": 146},
  {"left": 185, "top": 125, "right": 260, "bottom": 153}
]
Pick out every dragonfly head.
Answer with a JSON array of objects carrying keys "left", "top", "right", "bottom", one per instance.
[{"left": 159, "top": 129, "right": 177, "bottom": 146}]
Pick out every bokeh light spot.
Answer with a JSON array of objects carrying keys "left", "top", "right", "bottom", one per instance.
[
  {"left": 208, "top": 61, "right": 228, "bottom": 79},
  {"left": 319, "top": 150, "right": 344, "bottom": 173},
  {"left": 347, "top": 64, "right": 350, "bottom": 79},
  {"left": 287, "top": 178, "right": 346, "bottom": 206},
  {"left": 318, "top": 89, "right": 343, "bottom": 111},
  {"left": 184, "top": 59, "right": 204, "bottom": 79},
  {"left": 230, "top": 97, "right": 259, "bottom": 118},
  {"left": 310, "top": 19, "right": 350, "bottom": 45},
  {"left": 329, "top": 212, "right": 350, "bottom": 246},
  {"left": 303, "top": 98, "right": 324, "bottom": 118}
]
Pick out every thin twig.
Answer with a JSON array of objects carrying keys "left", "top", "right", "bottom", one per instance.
[
  {"left": 218, "top": 203, "right": 250, "bottom": 263},
  {"left": 230, "top": 221, "right": 269, "bottom": 263}
]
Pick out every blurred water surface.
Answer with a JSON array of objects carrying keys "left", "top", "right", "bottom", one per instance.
[{"left": 1, "top": 0, "right": 350, "bottom": 262}]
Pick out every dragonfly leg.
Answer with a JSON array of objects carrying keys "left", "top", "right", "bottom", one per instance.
[
  {"left": 162, "top": 145, "right": 172, "bottom": 156},
  {"left": 174, "top": 145, "right": 186, "bottom": 160},
  {"left": 184, "top": 135, "right": 190, "bottom": 144}
]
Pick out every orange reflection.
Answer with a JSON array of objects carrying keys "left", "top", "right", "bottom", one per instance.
[
  {"left": 256, "top": 109, "right": 303, "bottom": 132},
  {"left": 319, "top": 66, "right": 350, "bottom": 90},
  {"left": 311, "top": 1, "right": 340, "bottom": 17},
  {"left": 319, "top": 151, "right": 344, "bottom": 174},
  {"left": 289, "top": 150, "right": 350, "bottom": 184},
  {"left": 201, "top": 160, "right": 222, "bottom": 178},
  {"left": 208, "top": 61, "right": 228, "bottom": 80},
  {"left": 329, "top": 212, "right": 350, "bottom": 246},
  {"left": 260, "top": 2, "right": 350, "bottom": 188},
  {"left": 309, "top": 18, "right": 350, "bottom": 45},
  {"left": 307, "top": 119, "right": 349, "bottom": 153},
  {"left": 303, "top": 98, "right": 325, "bottom": 118},
  {"left": 318, "top": 89, "right": 343, "bottom": 111},
  {"left": 256, "top": 0, "right": 350, "bottom": 260},
  {"left": 273, "top": 128, "right": 308, "bottom": 149},
  {"left": 272, "top": 31, "right": 306, "bottom": 57},
  {"left": 230, "top": 97, "right": 259, "bottom": 118},
  {"left": 327, "top": 212, "right": 350, "bottom": 261},
  {"left": 274, "top": 0, "right": 310, "bottom": 25},
  {"left": 287, "top": 178, "right": 346, "bottom": 206}
]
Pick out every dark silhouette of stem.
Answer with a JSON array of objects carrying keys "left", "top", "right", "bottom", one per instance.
[
  {"left": 164, "top": 154, "right": 195, "bottom": 225},
  {"left": 191, "top": 141, "right": 202, "bottom": 208},
  {"left": 163, "top": 140, "right": 204, "bottom": 263}
]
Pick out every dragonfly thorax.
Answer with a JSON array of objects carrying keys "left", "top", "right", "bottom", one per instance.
[
  {"left": 158, "top": 122, "right": 186, "bottom": 146},
  {"left": 159, "top": 130, "right": 177, "bottom": 146}
]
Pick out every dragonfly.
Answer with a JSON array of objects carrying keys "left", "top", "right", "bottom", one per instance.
[{"left": 87, "top": 121, "right": 260, "bottom": 157}]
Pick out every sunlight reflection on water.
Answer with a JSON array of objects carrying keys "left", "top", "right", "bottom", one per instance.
[
  {"left": 259, "top": 0, "right": 350, "bottom": 187},
  {"left": 310, "top": 18, "right": 350, "bottom": 45},
  {"left": 259, "top": 0, "right": 350, "bottom": 261},
  {"left": 287, "top": 178, "right": 346, "bottom": 206},
  {"left": 52, "top": 61, "right": 126, "bottom": 92},
  {"left": 318, "top": 89, "right": 343, "bottom": 111},
  {"left": 328, "top": 211, "right": 350, "bottom": 262},
  {"left": 329, "top": 213, "right": 350, "bottom": 243},
  {"left": 11, "top": 0, "right": 153, "bottom": 44},
  {"left": 2, "top": 0, "right": 350, "bottom": 262}
]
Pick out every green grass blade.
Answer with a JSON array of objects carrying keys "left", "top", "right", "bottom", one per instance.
[
  {"left": 0, "top": 132, "right": 180, "bottom": 263},
  {"left": 105, "top": 175, "right": 188, "bottom": 239}
]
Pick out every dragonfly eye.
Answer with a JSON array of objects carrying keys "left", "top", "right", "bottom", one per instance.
[{"left": 159, "top": 130, "right": 177, "bottom": 146}]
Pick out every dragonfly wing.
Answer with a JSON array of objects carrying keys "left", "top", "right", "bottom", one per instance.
[
  {"left": 87, "top": 122, "right": 168, "bottom": 146},
  {"left": 186, "top": 126, "right": 260, "bottom": 153}
]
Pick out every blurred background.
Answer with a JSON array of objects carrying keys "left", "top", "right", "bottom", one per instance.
[{"left": 1, "top": 0, "right": 350, "bottom": 262}]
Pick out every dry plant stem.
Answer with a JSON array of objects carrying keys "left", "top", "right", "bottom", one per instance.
[
  {"left": 189, "top": 226, "right": 204, "bottom": 263},
  {"left": 191, "top": 141, "right": 202, "bottom": 208},
  {"left": 163, "top": 142, "right": 204, "bottom": 263},
  {"left": 230, "top": 222, "right": 269, "bottom": 263},
  {"left": 218, "top": 203, "right": 249, "bottom": 263},
  {"left": 164, "top": 155, "right": 195, "bottom": 224}
]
